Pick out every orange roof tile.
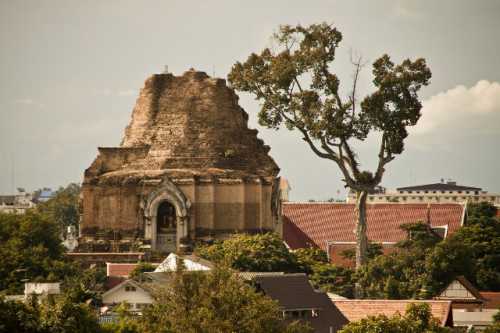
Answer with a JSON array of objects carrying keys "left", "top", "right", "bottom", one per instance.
[
  {"left": 480, "top": 292, "right": 500, "bottom": 309},
  {"left": 283, "top": 203, "right": 464, "bottom": 251},
  {"left": 333, "top": 300, "right": 453, "bottom": 327},
  {"left": 106, "top": 263, "right": 138, "bottom": 277}
]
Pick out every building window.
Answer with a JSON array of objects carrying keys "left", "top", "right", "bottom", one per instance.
[
  {"left": 466, "top": 191, "right": 469, "bottom": 194},
  {"left": 425, "top": 191, "right": 429, "bottom": 193},
  {"left": 125, "top": 286, "right": 136, "bottom": 292},
  {"left": 409, "top": 191, "right": 413, "bottom": 194},
  {"left": 475, "top": 191, "right": 479, "bottom": 195}
]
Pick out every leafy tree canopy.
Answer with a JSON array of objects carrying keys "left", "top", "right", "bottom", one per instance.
[
  {"left": 0, "top": 211, "right": 76, "bottom": 293},
  {"left": 228, "top": 22, "right": 431, "bottom": 272},
  {"left": 36, "top": 183, "right": 81, "bottom": 235},
  {"left": 129, "top": 262, "right": 156, "bottom": 281},
  {"left": 195, "top": 233, "right": 298, "bottom": 272},
  {"left": 356, "top": 203, "right": 500, "bottom": 298},
  {"left": 138, "top": 265, "right": 313, "bottom": 333},
  {"left": 196, "top": 233, "right": 356, "bottom": 297}
]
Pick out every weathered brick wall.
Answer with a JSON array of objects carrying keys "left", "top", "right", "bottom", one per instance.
[{"left": 81, "top": 70, "right": 280, "bottom": 245}]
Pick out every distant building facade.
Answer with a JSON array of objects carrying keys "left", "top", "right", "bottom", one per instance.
[
  {"left": 0, "top": 188, "right": 55, "bottom": 215},
  {"left": 346, "top": 180, "right": 500, "bottom": 206},
  {"left": 0, "top": 189, "right": 36, "bottom": 214}
]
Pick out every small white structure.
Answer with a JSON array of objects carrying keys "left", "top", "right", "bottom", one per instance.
[
  {"left": 63, "top": 225, "right": 78, "bottom": 252},
  {"left": 154, "top": 253, "right": 213, "bottom": 272},
  {"left": 453, "top": 310, "right": 497, "bottom": 330},
  {"left": 0, "top": 189, "right": 36, "bottom": 214},
  {"left": 24, "top": 282, "right": 60, "bottom": 297},
  {"left": 102, "top": 280, "right": 154, "bottom": 313}
]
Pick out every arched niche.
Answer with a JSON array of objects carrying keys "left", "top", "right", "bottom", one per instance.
[{"left": 143, "top": 177, "right": 191, "bottom": 251}]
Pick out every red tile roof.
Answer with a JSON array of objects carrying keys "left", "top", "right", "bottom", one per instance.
[
  {"left": 332, "top": 300, "right": 453, "bottom": 327},
  {"left": 106, "top": 263, "right": 138, "bottom": 277},
  {"left": 283, "top": 203, "right": 465, "bottom": 251},
  {"left": 480, "top": 292, "right": 500, "bottom": 309}
]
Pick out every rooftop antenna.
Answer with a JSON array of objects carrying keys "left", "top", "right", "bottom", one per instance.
[{"left": 163, "top": 65, "right": 169, "bottom": 74}]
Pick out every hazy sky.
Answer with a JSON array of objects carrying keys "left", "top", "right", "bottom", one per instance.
[{"left": 1, "top": 0, "right": 500, "bottom": 201}]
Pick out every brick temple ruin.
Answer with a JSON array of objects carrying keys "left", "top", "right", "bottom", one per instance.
[{"left": 79, "top": 69, "right": 281, "bottom": 254}]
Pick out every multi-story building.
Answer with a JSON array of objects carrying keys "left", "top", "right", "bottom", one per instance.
[
  {"left": 346, "top": 180, "right": 500, "bottom": 206},
  {"left": 0, "top": 189, "right": 36, "bottom": 214}
]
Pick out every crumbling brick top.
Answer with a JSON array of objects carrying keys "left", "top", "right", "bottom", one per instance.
[{"left": 85, "top": 69, "right": 279, "bottom": 184}]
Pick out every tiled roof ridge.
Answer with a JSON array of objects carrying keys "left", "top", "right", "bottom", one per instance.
[
  {"left": 334, "top": 299, "right": 451, "bottom": 303},
  {"left": 283, "top": 202, "right": 463, "bottom": 206}
]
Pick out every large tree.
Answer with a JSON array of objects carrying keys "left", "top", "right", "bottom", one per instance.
[
  {"left": 228, "top": 23, "right": 431, "bottom": 278},
  {"left": 0, "top": 211, "right": 75, "bottom": 293},
  {"left": 139, "top": 265, "right": 312, "bottom": 333}
]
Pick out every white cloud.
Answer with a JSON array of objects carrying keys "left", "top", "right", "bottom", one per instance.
[{"left": 413, "top": 80, "right": 500, "bottom": 135}]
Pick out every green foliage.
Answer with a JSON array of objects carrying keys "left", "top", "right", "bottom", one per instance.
[
  {"left": 468, "top": 202, "right": 498, "bottom": 219},
  {"left": 308, "top": 262, "right": 355, "bottom": 298},
  {"left": 294, "top": 247, "right": 329, "bottom": 273},
  {"left": 100, "top": 303, "right": 141, "bottom": 333},
  {"left": 195, "top": 233, "right": 298, "bottom": 272},
  {"left": 356, "top": 204, "right": 500, "bottom": 298},
  {"left": 197, "top": 235, "right": 355, "bottom": 297},
  {"left": 444, "top": 207, "right": 500, "bottom": 291},
  {"left": 62, "top": 266, "right": 106, "bottom": 304},
  {"left": 339, "top": 303, "right": 451, "bottom": 333},
  {"left": 294, "top": 247, "right": 354, "bottom": 297},
  {"left": 228, "top": 22, "right": 430, "bottom": 270},
  {"left": 0, "top": 211, "right": 76, "bottom": 293},
  {"left": 37, "top": 183, "right": 81, "bottom": 234},
  {"left": 356, "top": 222, "right": 438, "bottom": 299},
  {"left": 0, "top": 296, "right": 42, "bottom": 333},
  {"left": 0, "top": 291, "right": 102, "bottom": 333},
  {"left": 341, "top": 241, "right": 384, "bottom": 261},
  {"left": 129, "top": 263, "right": 156, "bottom": 281},
  {"left": 228, "top": 22, "right": 430, "bottom": 193},
  {"left": 138, "top": 265, "right": 313, "bottom": 333},
  {"left": 39, "top": 293, "right": 101, "bottom": 333}
]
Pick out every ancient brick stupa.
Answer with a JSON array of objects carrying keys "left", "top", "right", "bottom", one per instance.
[{"left": 80, "top": 69, "right": 280, "bottom": 253}]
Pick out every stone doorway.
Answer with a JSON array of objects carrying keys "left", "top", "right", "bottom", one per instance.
[
  {"left": 156, "top": 201, "right": 177, "bottom": 252},
  {"left": 143, "top": 177, "right": 190, "bottom": 252}
]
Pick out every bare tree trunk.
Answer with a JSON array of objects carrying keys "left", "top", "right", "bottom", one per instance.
[{"left": 354, "top": 190, "right": 368, "bottom": 298}]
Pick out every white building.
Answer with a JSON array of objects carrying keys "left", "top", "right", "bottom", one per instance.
[
  {"left": 346, "top": 180, "right": 500, "bottom": 207},
  {"left": 0, "top": 189, "right": 36, "bottom": 214},
  {"left": 101, "top": 279, "right": 154, "bottom": 314},
  {"left": 154, "top": 253, "right": 213, "bottom": 272}
]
